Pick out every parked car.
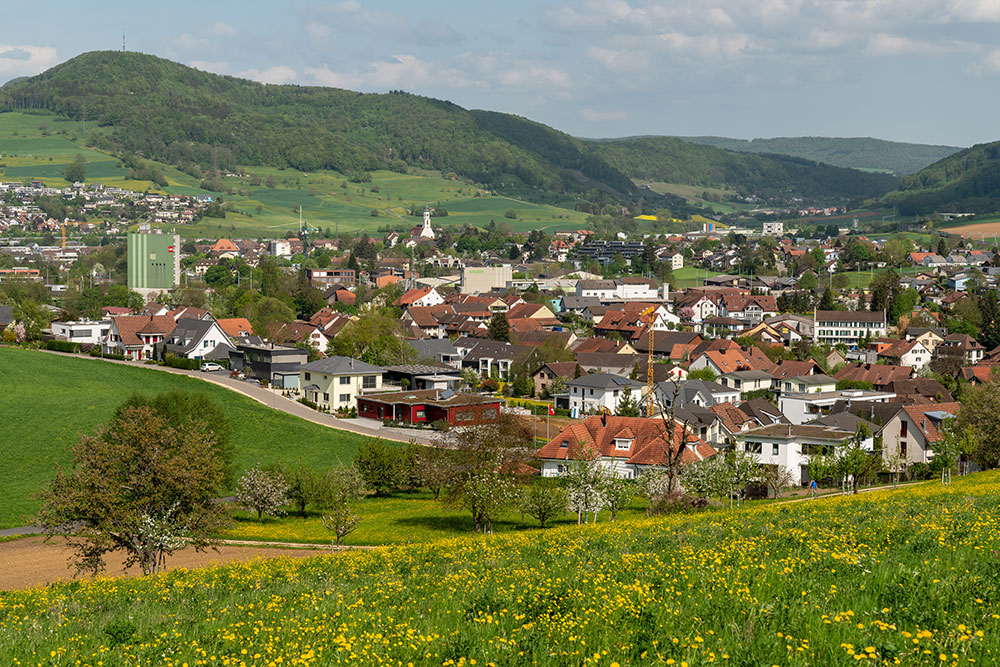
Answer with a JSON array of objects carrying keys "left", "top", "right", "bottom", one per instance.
[{"left": 200, "top": 362, "right": 224, "bottom": 372}]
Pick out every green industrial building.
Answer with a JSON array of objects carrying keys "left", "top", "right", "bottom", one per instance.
[{"left": 127, "top": 230, "right": 180, "bottom": 292}]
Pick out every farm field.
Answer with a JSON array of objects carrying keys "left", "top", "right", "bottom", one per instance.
[
  {"left": 941, "top": 216, "right": 1000, "bottom": 240},
  {"left": 0, "top": 347, "right": 371, "bottom": 529},
  {"left": 1, "top": 470, "right": 998, "bottom": 665},
  {"left": 0, "top": 111, "right": 590, "bottom": 239}
]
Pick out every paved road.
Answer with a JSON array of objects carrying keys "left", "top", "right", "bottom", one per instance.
[{"left": 39, "top": 349, "right": 436, "bottom": 445}]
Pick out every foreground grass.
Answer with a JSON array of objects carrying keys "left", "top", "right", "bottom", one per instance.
[
  {"left": 2, "top": 472, "right": 999, "bottom": 665},
  {"left": 222, "top": 491, "right": 652, "bottom": 546},
  {"left": 0, "top": 347, "right": 371, "bottom": 528}
]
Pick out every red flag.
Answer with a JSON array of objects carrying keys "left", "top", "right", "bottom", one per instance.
[{"left": 548, "top": 405, "right": 555, "bottom": 416}]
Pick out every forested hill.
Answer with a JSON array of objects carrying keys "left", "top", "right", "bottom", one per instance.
[
  {"left": 588, "top": 136, "right": 899, "bottom": 200},
  {"left": 882, "top": 142, "right": 1000, "bottom": 215},
  {"left": 1, "top": 51, "right": 897, "bottom": 204},
  {"left": 679, "top": 136, "right": 961, "bottom": 175}
]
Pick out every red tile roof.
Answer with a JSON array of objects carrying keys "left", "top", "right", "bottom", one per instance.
[
  {"left": 217, "top": 317, "right": 254, "bottom": 337},
  {"left": 901, "top": 402, "right": 961, "bottom": 445},
  {"left": 535, "top": 415, "right": 716, "bottom": 467},
  {"left": 111, "top": 315, "right": 177, "bottom": 347}
]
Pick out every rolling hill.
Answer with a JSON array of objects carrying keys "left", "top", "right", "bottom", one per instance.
[
  {"left": 680, "top": 136, "right": 961, "bottom": 175},
  {"left": 883, "top": 141, "right": 1000, "bottom": 215},
  {"left": 0, "top": 50, "right": 897, "bottom": 207}
]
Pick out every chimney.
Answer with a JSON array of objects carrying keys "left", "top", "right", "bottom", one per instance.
[
  {"left": 787, "top": 423, "right": 791, "bottom": 437},
  {"left": 601, "top": 412, "right": 607, "bottom": 427}
]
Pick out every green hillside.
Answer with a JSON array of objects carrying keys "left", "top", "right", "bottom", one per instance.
[
  {"left": 681, "top": 136, "right": 961, "bottom": 175},
  {"left": 883, "top": 142, "right": 1000, "bottom": 215},
  {"left": 0, "top": 347, "right": 371, "bottom": 528},
  {"left": 590, "top": 135, "right": 899, "bottom": 200},
  {"left": 0, "top": 50, "right": 897, "bottom": 208},
  {"left": 2, "top": 471, "right": 998, "bottom": 664}
]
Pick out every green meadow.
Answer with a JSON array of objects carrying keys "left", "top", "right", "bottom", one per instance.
[{"left": 0, "top": 347, "right": 372, "bottom": 529}]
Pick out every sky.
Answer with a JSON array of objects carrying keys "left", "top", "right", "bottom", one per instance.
[{"left": 2, "top": 0, "right": 999, "bottom": 147}]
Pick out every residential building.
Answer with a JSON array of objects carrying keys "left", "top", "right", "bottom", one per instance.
[
  {"left": 51, "top": 319, "right": 110, "bottom": 345},
  {"left": 670, "top": 252, "right": 684, "bottom": 270},
  {"left": 738, "top": 423, "right": 853, "bottom": 485},
  {"left": 104, "top": 314, "right": 176, "bottom": 360},
  {"left": 567, "top": 373, "right": 646, "bottom": 415},
  {"left": 229, "top": 342, "right": 309, "bottom": 388},
  {"left": 762, "top": 221, "right": 784, "bottom": 236},
  {"left": 812, "top": 310, "right": 887, "bottom": 346},
  {"left": 776, "top": 374, "right": 837, "bottom": 396},
  {"left": 655, "top": 378, "right": 741, "bottom": 410},
  {"left": 779, "top": 389, "right": 896, "bottom": 425},
  {"left": 357, "top": 389, "right": 500, "bottom": 426},
  {"left": 161, "top": 318, "right": 234, "bottom": 360},
  {"left": 382, "top": 364, "right": 461, "bottom": 392},
  {"left": 535, "top": 414, "right": 716, "bottom": 478},
  {"left": 937, "top": 333, "right": 986, "bottom": 366},
  {"left": 408, "top": 338, "right": 462, "bottom": 368},
  {"left": 717, "top": 370, "right": 775, "bottom": 396},
  {"left": 880, "top": 402, "right": 961, "bottom": 465},
  {"left": 534, "top": 362, "right": 586, "bottom": 397},
  {"left": 299, "top": 356, "right": 385, "bottom": 412},
  {"left": 394, "top": 287, "right": 444, "bottom": 308},
  {"left": 461, "top": 339, "right": 531, "bottom": 380},
  {"left": 306, "top": 268, "right": 356, "bottom": 288}
]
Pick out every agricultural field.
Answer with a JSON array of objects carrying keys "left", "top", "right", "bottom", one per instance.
[
  {"left": 2, "top": 471, "right": 998, "bottom": 665},
  {"left": 0, "top": 111, "right": 590, "bottom": 239},
  {"left": 0, "top": 347, "right": 371, "bottom": 529},
  {"left": 940, "top": 216, "right": 1000, "bottom": 240},
  {"left": 641, "top": 181, "right": 754, "bottom": 215}
]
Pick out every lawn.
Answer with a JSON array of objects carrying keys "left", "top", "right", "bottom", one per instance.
[
  {"left": 2, "top": 470, "right": 998, "bottom": 665},
  {"left": 672, "top": 266, "right": 730, "bottom": 288},
  {"left": 222, "top": 491, "right": 652, "bottom": 546},
  {"left": 0, "top": 347, "right": 373, "bottom": 529}
]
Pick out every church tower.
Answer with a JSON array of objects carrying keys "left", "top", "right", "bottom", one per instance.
[{"left": 420, "top": 205, "right": 435, "bottom": 239}]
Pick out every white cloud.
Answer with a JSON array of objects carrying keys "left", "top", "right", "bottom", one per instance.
[
  {"left": 581, "top": 108, "right": 627, "bottom": 122},
  {"left": 304, "top": 65, "right": 362, "bottom": 88},
  {"left": 238, "top": 65, "right": 298, "bottom": 85},
  {"left": 966, "top": 49, "right": 1000, "bottom": 76},
  {"left": 499, "top": 64, "right": 572, "bottom": 89},
  {"left": 306, "top": 55, "right": 479, "bottom": 90},
  {"left": 210, "top": 22, "right": 237, "bottom": 37},
  {"left": 588, "top": 46, "right": 649, "bottom": 71},
  {"left": 306, "top": 21, "right": 332, "bottom": 40},
  {"left": 944, "top": 0, "right": 1000, "bottom": 22},
  {"left": 0, "top": 44, "right": 59, "bottom": 78}
]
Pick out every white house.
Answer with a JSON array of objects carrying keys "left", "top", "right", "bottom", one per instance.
[
  {"left": 813, "top": 310, "right": 887, "bottom": 346},
  {"left": 778, "top": 389, "right": 896, "bottom": 425},
  {"left": 567, "top": 373, "right": 647, "bottom": 415},
  {"left": 162, "top": 317, "right": 235, "bottom": 360},
  {"left": 52, "top": 319, "right": 111, "bottom": 345},
  {"left": 670, "top": 252, "right": 684, "bottom": 270},
  {"left": 299, "top": 356, "right": 385, "bottom": 412},
  {"left": 762, "top": 221, "right": 784, "bottom": 236},
  {"left": 738, "top": 423, "right": 853, "bottom": 486}
]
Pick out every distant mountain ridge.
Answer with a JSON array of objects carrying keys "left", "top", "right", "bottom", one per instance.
[
  {"left": 679, "top": 136, "right": 961, "bottom": 176},
  {"left": 0, "top": 50, "right": 898, "bottom": 206}
]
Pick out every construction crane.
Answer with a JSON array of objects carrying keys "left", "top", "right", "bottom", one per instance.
[{"left": 640, "top": 305, "right": 656, "bottom": 417}]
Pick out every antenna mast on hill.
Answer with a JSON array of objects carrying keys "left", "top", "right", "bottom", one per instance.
[{"left": 122, "top": 32, "right": 126, "bottom": 52}]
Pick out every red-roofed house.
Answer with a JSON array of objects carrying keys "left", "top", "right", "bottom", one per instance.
[
  {"left": 217, "top": 317, "right": 255, "bottom": 339},
  {"left": 104, "top": 314, "right": 177, "bottom": 360},
  {"left": 536, "top": 415, "right": 716, "bottom": 478},
  {"left": 393, "top": 287, "right": 444, "bottom": 308},
  {"left": 881, "top": 402, "right": 962, "bottom": 465}
]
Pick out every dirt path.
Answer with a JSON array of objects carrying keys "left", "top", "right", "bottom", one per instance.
[{"left": 0, "top": 536, "right": 335, "bottom": 590}]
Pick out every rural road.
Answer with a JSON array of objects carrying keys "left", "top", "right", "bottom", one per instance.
[{"left": 39, "top": 349, "right": 438, "bottom": 445}]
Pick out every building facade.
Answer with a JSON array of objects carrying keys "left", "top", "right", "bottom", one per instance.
[
  {"left": 127, "top": 229, "right": 180, "bottom": 293},
  {"left": 813, "top": 310, "right": 887, "bottom": 346}
]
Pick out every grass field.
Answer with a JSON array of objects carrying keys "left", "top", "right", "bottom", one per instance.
[
  {"left": 672, "top": 266, "right": 730, "bottom": 288},
  {"left": 1, "top": 470, "right": 998, "bottom": 664},
  {"left": 0, "top": 111, "right": 591, "bottom": 239},
  {"left": 222, "top": 491, "right": 651, "bottom": 547},
  {"left": 0, "top": 347, "right": 372, "bottom": 529}
]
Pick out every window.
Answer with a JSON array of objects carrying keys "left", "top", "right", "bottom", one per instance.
[
  {"left": 378, "top": 407, "right": 384, "bottom": 419},
  {"left": 416, "top": 409, "right": 426, "bottom": 419},
  {"left": 339, "top": 394, "right": 350, "bottom": 403},
  {"left": 614, "top": 439, "right": 631, "bottom": 451},
  {"left": 339, "top": 376, "right": 351, "bottom": 385},
  {"left": 323, "top": 393, "right": 329, "bottom": 402},
  {"left": 304, "top": 372, "right": 311, "bottom": 381},
  {"left": 772, "top": 443, "right": 779, "bottom": 456},
  {"left": 362, "top": 375, "right": 377, "bottom": 389},
  {"left": 900, "top": 421, "right": 908, "bottom": 438},
  {"left": 560, "top": 440, "right": 569, "bottom": 448}
]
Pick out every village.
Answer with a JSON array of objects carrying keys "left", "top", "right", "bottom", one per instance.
[{"left": 2, "top": 197, "right": 997, "bottom": 495}]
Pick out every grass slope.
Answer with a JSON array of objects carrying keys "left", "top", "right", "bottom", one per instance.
[
  {"left": 0, "top": 347, "right": 370, "bottom": 528},
  {"left": 2, "top": 472, "right": 999, "bottom": 665}
]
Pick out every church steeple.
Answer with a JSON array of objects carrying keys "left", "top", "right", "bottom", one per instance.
[{"left": 420, "top": 205, "right": 435, "bottom": 239}]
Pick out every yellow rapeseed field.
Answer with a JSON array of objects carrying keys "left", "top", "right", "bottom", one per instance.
[{"left": 1, "top": 472, "right": 999, "bottom": 665}]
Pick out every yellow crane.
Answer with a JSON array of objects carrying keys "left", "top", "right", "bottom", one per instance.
[{"left": 640, "top": 305, "right": 656, "bottom": 417}]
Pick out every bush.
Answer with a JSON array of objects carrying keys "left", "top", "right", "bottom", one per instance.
[
  {"left": 297, "top": 397, "right": 319, "bottom": 411},
  {"left": 648, "top": 492, "right": 709, "bottom": 515},
  {"left": 163, "top": 354, "right": 200, "bottom": 370},
  {"left": 430, "top": 419, "right": 450, "bottom": 432},
  {"left": 44, "top": 340, "right": 82, "bottom": 353},
  {"left": 481, "top": 378, "right": 500, "bottom": 393},
  {"left": 354, "top": 438, "right": 405, "bottom": 495}
]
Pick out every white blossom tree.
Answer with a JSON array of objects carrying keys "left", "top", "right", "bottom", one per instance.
[{"left": 235, "top": 465, "right": 290, "bottom": 520}]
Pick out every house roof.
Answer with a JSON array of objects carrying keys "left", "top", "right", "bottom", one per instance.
[
  {"left": 708, "top": 401, "right": 759, "bottom": 434},
  {"left": 814, "top": 310, "right": 886, "bottom": 323},
  {"left": 741, "top": 423, "right": 853, "bottom": 442},
  {"left": 740, "top": 397, "right": 789, "bottom": 425},
  {"left": 300, "top": 356, "right": 384, "bottom": 375},
  {"left": 536, "top": 362, "right": 587, "bottom": 379},
  {"left": 886, "top": 379, "right": 953, "bottom": 403},
  {"left": 572, "top": 337, "right": 631, "bottom": 355},
  {"left": 165, "top": 318, "right": 232, "bottom": 356},
  {"left": 535, "top": 415, "right": 716, "bottom": 467},
  {"left": 462, "top": 339, "right": 532, "bottom": 363},
  {"left": 361, "top": 388, "right": 499, "bottom": 408},
  {"left": 574, "top": 352, "right": 639, "bottom": 371},
  {"left": 217, "top": 317, "right": 254, "bottom": 338},
  {"left": 211, "top": 238, "right": 239, "bottom": 253},
  {"left": 901, "top": 402, "right": 962, "bottom": 444},
  {"left": 111, "top": 315, "right": 177, "bottom": 347},
  {"left": 394, "top": 287, "right": 434, "bottom": 306},
  {"left": 407, "top": 338, "right": 459, "bottom": 359},
  {"left": 835, "top": 362, "right": 912, "bottom": 387},
  {"left": 806, "top": 412, "right": 878, "bottom": 433}
]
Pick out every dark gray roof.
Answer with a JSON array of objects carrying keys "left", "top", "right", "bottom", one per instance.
[
  {"left": 657, "top": 379, "right": 738, "bottom": 407},
  {"left": 167, "top": 318, "right": 231, "bottom": 356},
  {"left": 384, "top": 364, "right": 460, "bottom": 376},
  {"left": 300, "top": 356, "right": 384, "bottom": 375},
  {"left": 560, "top": 296, "right": 602, "bottom": 311},
  {"left": 574, "top": 352, "right": 639, "bottom": 371},
  {"left": 568, "top": 372, "right": 645, "bottom": 390},
  {"left": 462, "top": 339, "right": 532, "bottom": 363},
  {"left": 806, "top": 412, "right": 878, "bottom": 432},
  {"left": 407, "top": 338, "right": 459, "bottom": 358},
  {"left": 0, "top": 305, "right": 12, "bottom": 328},
  {"left": 740, "top": 397, "right": 790, "bottom": 425}
]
